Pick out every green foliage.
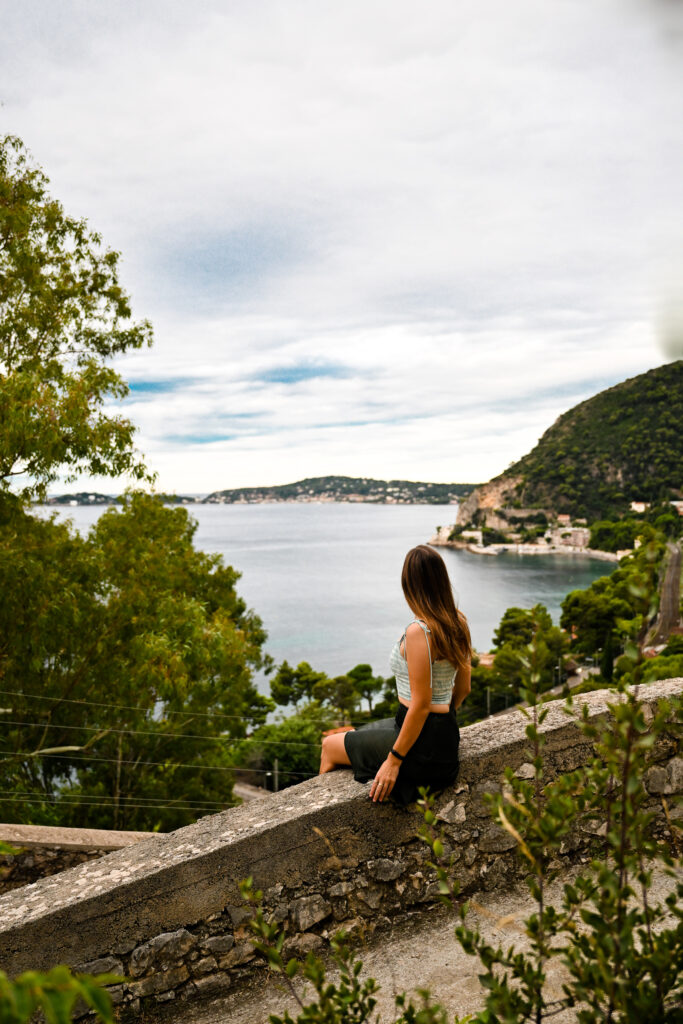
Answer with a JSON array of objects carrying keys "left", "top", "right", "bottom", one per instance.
[
  {"left": 0, "top": 966, "right": 119, "bottom": 1024},
  {"left": 493, "top": 607, "right": 538, "bottom": 648},
  {"left": 589, "top": 518, "right": 641, "bottom": 553},
  {"left": 460, "top": 605, "right": 568, "bottom": 725},
  {"left": 270, "top": 662, "right": 329, "bottom": 708},
  {"left": 646, "top": 505, "right": 683, "bottom": 540},
  {"left": 346, "top": 664, "right": 385, "bottom": 714},
  {"left": 242, "top": 663, "right": 394, "bottom": 789},
  {"left": 0, "top": 135, "right": 153, "bottom": 502},
  {"left": 662, "top": 636, "right": 683, "bottom": 657},
  {"left": 561, "top": 528, "right": 665, "bottom": 660},
  {"left": 421, "top": 649, "right": 683, "bottom": 1024},
  {"left": 230, "top": 703, "right": 336, "bottom": 788},
  {"left": 641, "top": 653, "right": 683, "bottom": 685},
  {"left": 270, "top": 661, "right": 390, "bottom": 719},
  {"left": 481, "top": 527, "right": 506, "bottom": 546},
  {"left": 500, "top": 361, "right": 683, "bottom": 518},
  {"left": 311, "top": 675, "right": 360, "bottom": 720},
  {"left": 0, "top": 492, "right": 271, "bottom": 831},
  {"left": 239, "top": 639, "right": 682, "bottom": 1023}
]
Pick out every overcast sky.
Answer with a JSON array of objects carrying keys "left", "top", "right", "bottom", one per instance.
[{"left": 2, "top": 0, "right": 682, "bottom": 493}]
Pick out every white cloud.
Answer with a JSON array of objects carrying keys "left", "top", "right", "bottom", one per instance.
[{"left": 2, "top": 0, "right": 681, "bottom": 491}]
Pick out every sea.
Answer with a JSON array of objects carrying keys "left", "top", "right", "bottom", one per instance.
[{"left": 41, "top": 502, "right": 612, "bottom": 692}]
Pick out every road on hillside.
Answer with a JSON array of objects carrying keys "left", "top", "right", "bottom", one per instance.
[{"left": 651, "top": 541, "right": 682, "bottom": 645}]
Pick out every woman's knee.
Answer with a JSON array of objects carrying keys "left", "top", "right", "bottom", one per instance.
[{"left": 321, "top": 731, "right": 352, "bottom": 768}]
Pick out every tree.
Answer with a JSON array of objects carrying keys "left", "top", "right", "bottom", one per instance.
[
  {"left": 231, "top": 703, "right": 337, "bottom": 790},
  {"left": 346, "top": 664, "right": 384, "bottom": 714},
  {"left": 0, "top": 135, "right": 152, "bottom": 502},
  {"left": 269, "top": 661, "right": 328, "bottom": 708},
  {"left": 561, "top": 581, "right": 633, "bottom": 657},
  {"left": 490, "top": 604, "right": 567, "bottom": 696},
  {"left": 589, "top": 518, "right": 641, "bottom": 553},
  {"left": 0, "top": 493, "right": 272, "bottom": 832},
  {"left": 312, "top": 675, "right": 359, "bottom": 721},
  {"left": 493, "top": 606, "right": 536, "bottom": 648},
  {"left": 600, "top": 630, "right": 615, "bottom": 682},
  {"left": 561, "top": 528, "right": 666, "bottom": 660}
]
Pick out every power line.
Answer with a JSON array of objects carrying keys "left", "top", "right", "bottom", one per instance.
[
  {"left": 2, "top": 794, "right": 230, "bottom": 814},
  {"left": 0, "top": 688, "right": 372, "bottom": 729},
  {"left": 0, "top": 719, "right": 325, "bottom": 748},
  {"left": 0, "top": 689, "right": 275, "bottom": 724},
  {"left": 0, "top": 748, "right": 316, "bottom": 780},
  {"left": 6, "top": 789, "right": 234, "bottom": 809}
]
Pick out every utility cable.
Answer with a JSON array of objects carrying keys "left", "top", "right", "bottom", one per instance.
[
  {"left": 0, "top": 748, "right": 316, "bottom": 779},
  {"left": 6, "top": 789, "right": 236, "bottom": 809},
  {"left": 0, "top": 719, "right": 327, "bottom": 747},
  {"left": 0, "top": 688, "right": 373, "bottom": 729},
  {"left": 2, "top": 794, "right": 230, "bottom": 814},
  {"left": 0, "top": 718, "right": 326, "bottom": 749}
]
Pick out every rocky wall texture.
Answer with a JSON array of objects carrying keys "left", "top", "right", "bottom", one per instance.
[
  {"left": 0, "top": 826, "right": 158, "bottom": 896},
  {"left": 0, "top": 847, "right": 108, "bottom": 895},
  {"left": 0, "top": 679, "right": 680, "bottom": 1021}
]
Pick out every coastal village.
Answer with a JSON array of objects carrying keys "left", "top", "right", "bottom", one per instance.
[{"left": 431, "top": 500, "right": 683, "bottom": 561}]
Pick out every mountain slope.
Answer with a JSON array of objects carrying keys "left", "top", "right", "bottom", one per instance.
[{"left": 458, "top": 361, "right": 683, "bottom": 522}]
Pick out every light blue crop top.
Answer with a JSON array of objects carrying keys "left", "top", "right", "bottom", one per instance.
[{"left": 389, "top": 619, "right": 457, "bottom": 705}]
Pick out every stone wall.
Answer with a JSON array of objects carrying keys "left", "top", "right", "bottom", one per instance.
[
  {"left": 0, "top": 679, "right": 680, "bottom": 1021},
  {"left": 0, "top": 826, "right": 158, "bottom": 896},
  {"left": 0, "top": 846, "right": 109, "bottom": 895}
]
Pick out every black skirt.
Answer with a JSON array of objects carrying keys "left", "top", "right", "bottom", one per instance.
[{"left": 344, "top": 703, "right": 460, "bottom": 806}]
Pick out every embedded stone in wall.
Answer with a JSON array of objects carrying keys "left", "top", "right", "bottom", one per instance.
[
  {"left": 201, "top": 935, "right": 234, "bottom": 955},
  {"left": 74, "top": 955, "right": 124, "bottom": 976},
  {"left": 289, "top": 894, "right": 332, "bottom": 931},
  {"left": 645, "top": 757, "right": 683, "bottom": 794},
  {"left": 478, "top": 825, "right": 517, "bottom": 854},
  {"left": 130, "top": 929, "right": 196, "bottom": 976},
  {"left": 368, "top": 858, "right": 405, "bottom": 881}
]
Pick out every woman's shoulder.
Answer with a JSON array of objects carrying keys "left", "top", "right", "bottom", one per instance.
[
  {"left": 404, "top": 620, "right": 429, "bottom": 641},
  {"left": 403, "top": 620, "right": 433, "bottom": 655}
]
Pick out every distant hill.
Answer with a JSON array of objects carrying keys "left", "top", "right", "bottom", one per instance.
[
  {"left": 204, "top": 476, "right": 478, "bottom": 505},
  {"left": 458, "top": 361, "right": 683, "bottom": 524},
  {"left": 45, "top": 492, "right": 197, "bottom": 506},
  {"left": 45, "top": 491, "right": 118, "bottom": 506}
]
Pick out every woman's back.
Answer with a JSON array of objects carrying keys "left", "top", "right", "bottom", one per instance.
[{"left": 390, "top": 619, "right": 456, "bottom": 705}]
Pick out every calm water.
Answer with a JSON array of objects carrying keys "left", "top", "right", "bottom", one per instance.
[{"left": 42, "top": 503, "right": 612, "bottom": 690}]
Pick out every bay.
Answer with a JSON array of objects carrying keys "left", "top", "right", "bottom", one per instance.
[{"left": 42, "top": 503, "right": 612, "bottom": 689}]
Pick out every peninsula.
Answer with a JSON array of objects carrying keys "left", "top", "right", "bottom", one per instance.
[
  {"left": 45, "top": 477, "right": 478, "bottom": 507},
  {"left": 204, "top": 476, "right": 477, "bottom": 505}
]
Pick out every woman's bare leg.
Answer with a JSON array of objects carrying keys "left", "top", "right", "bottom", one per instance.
[{"left": 319, "top": 731, "right": 353, "bottom": 774}]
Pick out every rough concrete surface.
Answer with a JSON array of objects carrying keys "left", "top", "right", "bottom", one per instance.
[
  {"left": 0, "top": 824, "right": 158, "bottom": 851},
  {"left": 151, "top": 863, "right": 681, "bottom": 1024}
]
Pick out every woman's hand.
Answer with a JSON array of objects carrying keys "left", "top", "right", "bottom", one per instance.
[{"left": 369, "top": 756, "right": 400, "bottom": 802}]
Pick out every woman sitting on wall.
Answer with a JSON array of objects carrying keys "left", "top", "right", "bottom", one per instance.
[{"left": 319, "top": 544, "right": 472, "bottom": 803}]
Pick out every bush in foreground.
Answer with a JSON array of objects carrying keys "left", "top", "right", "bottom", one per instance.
[{"left": 243, "top": 651, "right": 683, "bottom": 1023}]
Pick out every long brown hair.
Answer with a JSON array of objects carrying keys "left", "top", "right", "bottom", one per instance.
[{"left": 401, "top": 545, "right": 472, "bottom": 671}]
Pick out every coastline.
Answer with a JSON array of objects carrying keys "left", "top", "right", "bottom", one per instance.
[{"left": 429, "top": 538, "right": 620, "bottom": 562}]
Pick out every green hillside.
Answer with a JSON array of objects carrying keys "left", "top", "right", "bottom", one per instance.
[
  {"left": 503, "top": 361, "right": 682, "bottom": 518},
  {"left": 204, "top": 476, "right": 477, "bottom": 505}
]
